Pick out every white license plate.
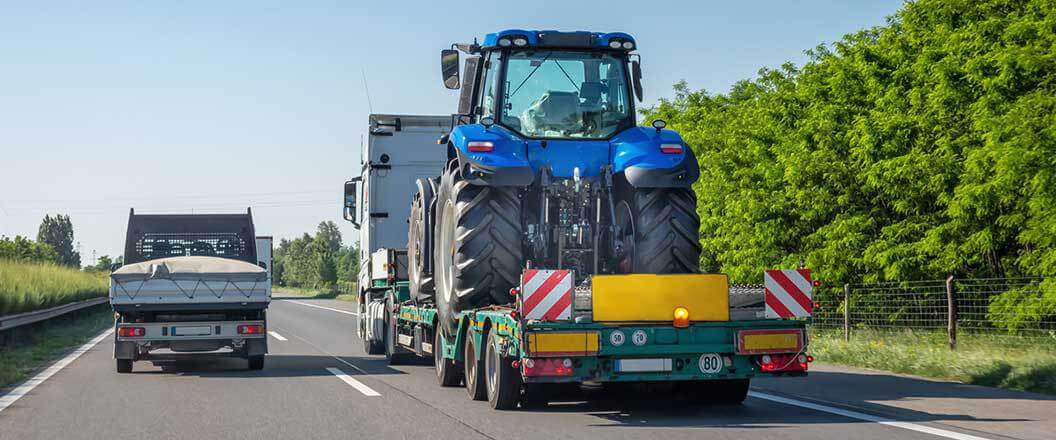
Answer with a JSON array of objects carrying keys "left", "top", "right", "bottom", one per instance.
[
  {"left": 615, "top": 358, "right": 672, "bottom": 373},
  {"left": 172, "top": 326, "right": 211, "bottom": 336}
]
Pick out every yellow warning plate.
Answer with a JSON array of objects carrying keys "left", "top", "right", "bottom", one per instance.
[
  {"left": 527, "top": 331, "right": 599, "bottom": 357},
  {"left": 737, "top": 329, "right": 804, "bottom": 354},
  {"left": 591, "top": 274, "right": 729, "bottom": 322}
]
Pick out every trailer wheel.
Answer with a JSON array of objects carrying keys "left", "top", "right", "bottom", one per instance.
[
  {"left": 434, "top": 329, "right": 463, "bottom": 386},
  {"left": 614, "top": 187, "right": 701, "bottom": 274},
  {"left": 434, "top": 165, "right": 523, "bottom": 338},
  {"left": 248, "top": 355, "right": 265, "bottom": 370},
  {"left": 464, "top": 329, "right": 487, "bottom": 401},
  {"left": 521, "top": 384, "right": 550, "bottom": 408},
  {"left": 485, "top": 331, "right": 521, "bottom": 410},
  {"left": 385, "top": 294, "right": 412, "bottom": 365},
  {"left": 116, "top": 359, "right": 132, "bottom": 374},
  {"left": 714, "top": 379, "right": 750, "bottom": 404}
]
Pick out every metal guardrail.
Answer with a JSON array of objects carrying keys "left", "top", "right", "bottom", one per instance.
[{"left": 0, "top": 297, "right": 110, "bottom": 332}]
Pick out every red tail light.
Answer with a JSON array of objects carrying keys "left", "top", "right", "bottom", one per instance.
[
  {"left": 467, "top": 141, "right": 494, "bottom": 152},
  {"left": 521, "top": 358, "right": 574, "bottom": 377},
  {"left": 759, "top": 353, "right": 808, "bottom": 372},
  {"left": 660, "top": 144, "right": 683, "bottom": 154},
  {"left": 117, "top": 327, "right": 145, "bottom": 337},
  {"left": 238, "top": 324, "right": 265, "bottom": 335}
]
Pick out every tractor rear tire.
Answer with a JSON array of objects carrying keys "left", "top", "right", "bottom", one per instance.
[
  {"left": 434, "top": 166, "right": 523, "bottom": 339},
  {"left": 617, "top": 187, "right": 701, "bottom": 274},
  {"left": 409, "top": 179, "right": 436, "bottom": 303}
]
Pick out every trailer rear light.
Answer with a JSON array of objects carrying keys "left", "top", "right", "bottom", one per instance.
[
  {"left": 759, "top": 353, "right": 808, "bottom": 372},
  {"left": 237, "top": 324, "right": 264, "bottom": 335},
  {"left": 521, "top": 357, "right": 574, "bottom": 377},
  {"left": 117, "top": 327, "right": 145, "bottom": 337},
  {"left": 660, "top": 144, "right": 683, "bottom": 154},
  {"left": 672, "top": 307, "right": 690, "bottom": 328},
  {"left": 467, "top": 141, "right": 494, "bottom": 152}
]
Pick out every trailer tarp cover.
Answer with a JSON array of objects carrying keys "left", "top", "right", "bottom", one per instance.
[{"left": 112, "top": 256, "right": 266, "bottom": 283}]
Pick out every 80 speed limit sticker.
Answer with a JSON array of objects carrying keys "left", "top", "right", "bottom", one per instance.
[{"left": 699, "top": 353, "right": 723, "bottom": 374}]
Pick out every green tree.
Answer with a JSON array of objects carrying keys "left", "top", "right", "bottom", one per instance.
[
  {"left": 0, "top": 235, "right": 59, "bottom": 263},
  {"left": 37, "top": 214, "right": 80, "bottom": 267}
]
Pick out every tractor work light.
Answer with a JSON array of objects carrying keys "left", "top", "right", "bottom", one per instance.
[
  {"left": 498, "top": 38, "right": 512, "bottom": 47},
  {"left": 513, "top": 37, "right": 528, "bottom": 46},
  {"left": 609, "top": 40, "right": 621, "bottom": 49},
  {"left": 467, "top": 141, "right": 494, "bottom": 152},
  {"left": 622, "top": 41, "right": 634, "bottom": 50}
]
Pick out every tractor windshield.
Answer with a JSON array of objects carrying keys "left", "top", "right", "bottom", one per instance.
[{"left": 498, "top": 50, "right": 632, "bottom": 139}]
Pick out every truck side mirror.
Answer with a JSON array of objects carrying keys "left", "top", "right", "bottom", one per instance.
[
  {"left": 441, "top": 49, "right": 460, "bottom": 90},
  {"left": 631, "top": 60, "right": 643, "bottom": 102},
  {"left": 344, "top": 177, "right": 361, "bottom": 228}
]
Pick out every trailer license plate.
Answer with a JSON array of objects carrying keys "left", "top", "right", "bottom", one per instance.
[
  {"left": 172, "top": 326, "right": 211, "bottom": 336},
  {"left": 615, "top": 358, "right": 672, "bottom": 373}
]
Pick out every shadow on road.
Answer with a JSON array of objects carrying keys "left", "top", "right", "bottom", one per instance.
[{"left": 127, "top": 354, "right": 412, "bottom": 378}]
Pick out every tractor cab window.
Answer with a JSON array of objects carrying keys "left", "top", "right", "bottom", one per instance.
[{"left": 500, "top": 50, "right": 631, "bottom": 139}]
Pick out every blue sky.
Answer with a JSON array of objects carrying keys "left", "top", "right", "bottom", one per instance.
[{"left": 0, "top": 0, "right": 904, "bottom": 264}]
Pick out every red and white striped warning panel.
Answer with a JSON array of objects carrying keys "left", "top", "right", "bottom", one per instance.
[
  {"left": 520, "top": 269, "right": 573, "bottom": 321},
  {"left": 764, "top": 269, "right": 813, "bottom": 319}
]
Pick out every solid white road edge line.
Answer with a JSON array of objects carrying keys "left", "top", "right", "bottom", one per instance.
[
  {"left": 748, "top": 391, "right": 994, "bottom": 440},
  {"left": 268, "top": 331, "right": 288, "bottom": 341},
  {"left": 326, "top": 367, "right": 380, "bottom": 397},
  {"left": 0, "top": 328, "right": 114, "bottom": 414},
  {"left": 283, "top": 299, "right": 359, "bottom": 316}
]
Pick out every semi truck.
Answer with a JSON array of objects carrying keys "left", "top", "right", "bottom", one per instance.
[
  {"left": 344, "top": 30, "right": 813, "bottom": 410},
  {"left": 110, "top": 209, "right": 272, "bottom": 373}
]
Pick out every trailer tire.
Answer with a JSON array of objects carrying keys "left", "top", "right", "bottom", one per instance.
[
  {"left": 714, "top": 379, "right": 750, "bottom": 404},
  {"left": 409, "top": 179, "right": 436, "bottom": 303},
  {"left": 248, "top": 355, "right": 265, "bottom": 370},
  {"left": 385, "top": 294, "right": 412, "bottom": 365},
  {"left": 116, "top": 359, "right": 132, "bottom": 374},
  {"left": 615, "top": 187, "right": 701, "bottom": 274},
  {"left": 434, "top": 329, "right": 463, "bottom": 387},
  {"left": 485, "top": 331, "right": 521, "bottom": 410},
  {"left": 464, "top": 329, "right": 487, "bottom": 401},
  {"left": 434, "top": 166, "right": 523, "bottom": 338}
]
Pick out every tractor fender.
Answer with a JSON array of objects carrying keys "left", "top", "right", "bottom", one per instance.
[
  {"left": 449, "top": 124, "right": 534, "bottom": 187},
  {"left": 611, "top": 127, "right": 700, "bottom": 188}
]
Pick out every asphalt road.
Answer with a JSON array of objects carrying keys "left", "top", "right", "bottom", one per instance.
[{"left": 1, "top": 297, "right": 1053, "bottom": 440}]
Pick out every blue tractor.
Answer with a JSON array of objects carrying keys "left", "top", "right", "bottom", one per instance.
[{"left": 408, "top": 30, "right": 702, "bottom": 338}]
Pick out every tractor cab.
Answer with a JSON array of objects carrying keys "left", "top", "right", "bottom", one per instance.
[{"left": 441, "top": 30, "right": 643, "bottom": 141}]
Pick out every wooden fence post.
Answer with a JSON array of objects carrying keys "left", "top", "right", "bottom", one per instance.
[
  {"left": 946, "top": 275, "right": 956, "bottom": 351},
  {"left": 843, "top": 283, "right": 851, "bottom": 342}
]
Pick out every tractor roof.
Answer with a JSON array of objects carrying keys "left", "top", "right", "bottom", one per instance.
[{"left": 481, "top": 30, "right": 636, "bottom": 51}]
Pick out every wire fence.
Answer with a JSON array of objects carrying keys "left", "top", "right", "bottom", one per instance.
[{"left": 811, "top": 276, "right": 1056, "bottom": 349}]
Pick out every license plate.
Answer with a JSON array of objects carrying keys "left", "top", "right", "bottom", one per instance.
[
  {"left": 615, "top": 358, "right": 672, "bottom": 373},
  {"left": 172, "top": 326, "right": 211, "bottom": 336}
]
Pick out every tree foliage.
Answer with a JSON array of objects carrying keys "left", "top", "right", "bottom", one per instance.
[
  {"left": 273, "top": 221, "right": 358, "bottom": 289},
  {"left": 36, "top": 214, "right": 80, "bottom": 267},
  {"left": 642, "top": 0, "right": 1056, "bottom": 327},
  {"left": 0, "top": 236, "right": 59, "bottom": 264}
]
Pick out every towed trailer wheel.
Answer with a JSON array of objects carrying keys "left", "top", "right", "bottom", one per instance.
[
  {"left": 116, "top": 359, "right": 132, "bottom": 374},
  {"left": 464, "top": 329, "right": 487, "bottom": 401},
  {"left": 248, "top": 355, "right": 264, "bottom": 370},
  {"left": 362, "top": 296, "right": 384, "bottom": 355},
  {"left": 434, "top": 328, "right": 463, "bottom": 386},
  {"left": 484, "top": 331, "right": 521, "bottom": 410}
]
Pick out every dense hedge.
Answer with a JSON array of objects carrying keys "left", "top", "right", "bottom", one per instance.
[{"left": 643, "top": 0, "right": 1056, "bottom": 327}]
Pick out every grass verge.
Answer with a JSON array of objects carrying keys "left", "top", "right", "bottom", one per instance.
[
  {"left": 273, "top": 285, "right": 357, "bottom": 302},
  {"left": 0, "top": 305, "right": 113, "bottom": 389},
  {"left": 810, "top": 329, "right": 1056, "bottom": 395},
  {"left": 0, "top": 259, "right": 108, "bottom": 316}
]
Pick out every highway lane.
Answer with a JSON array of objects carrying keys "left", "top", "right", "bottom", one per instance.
[{"left": 0, "top": 297, "right": 1052, "bottom": 440}]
